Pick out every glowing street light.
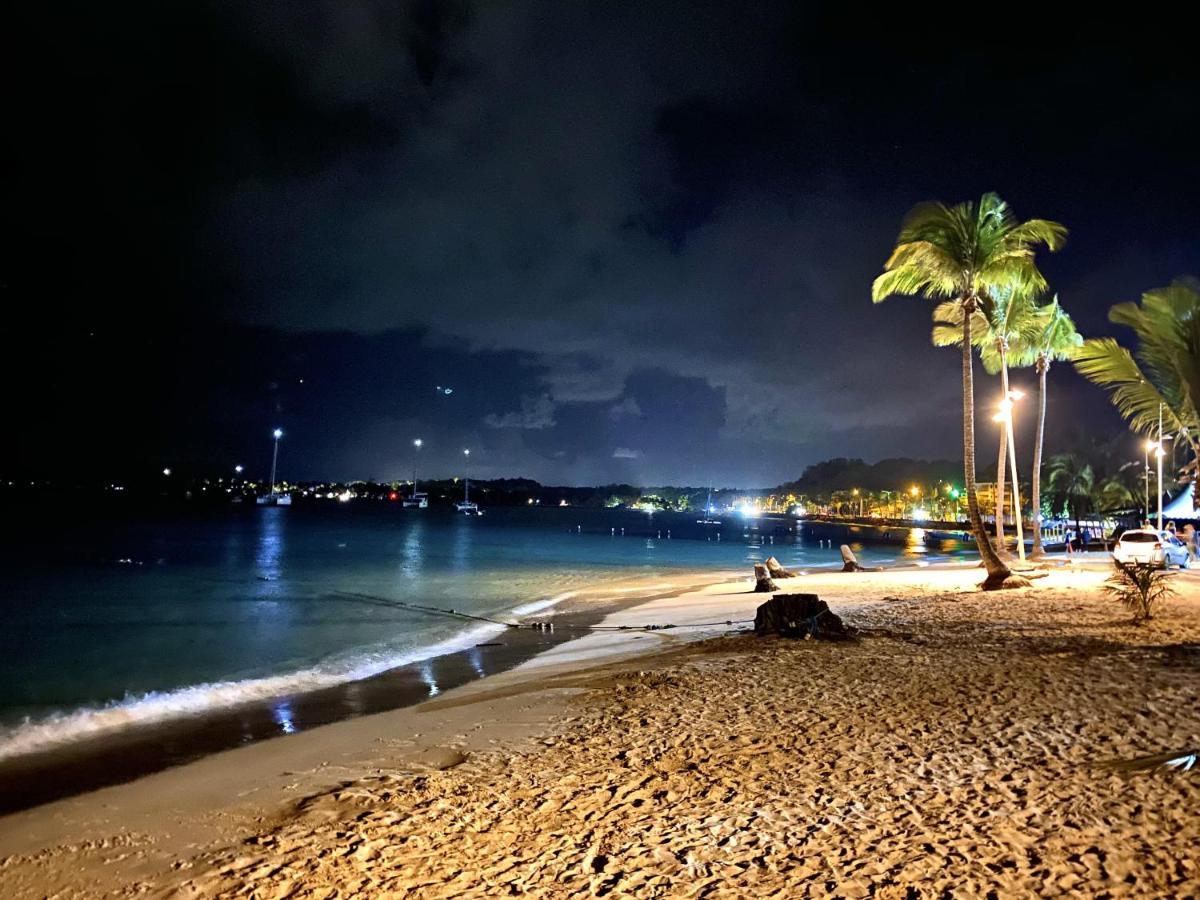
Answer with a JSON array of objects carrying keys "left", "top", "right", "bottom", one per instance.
[
  {"left": 1143, "top": 438, "right": 1157, "bottom": 522},
  {"left": 992, "top": 390, "right": 1025, "bottom": 561},
  {"left": 162, "top": 467, "right": 171, "bottom": 476},
  {"left": 412, "top": 438, "right": 423, "bottom": 494},
  {"left": 234, "top": 464, "right": 244, "bottom": 475}
]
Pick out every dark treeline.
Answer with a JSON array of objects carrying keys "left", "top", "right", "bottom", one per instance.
[{"left": 778, "top": 458, "right": 964, "bottom": 497}]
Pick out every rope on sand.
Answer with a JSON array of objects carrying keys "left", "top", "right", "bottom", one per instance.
[{"left": 331, "top": 590, "right": 754, "bottom": 633}]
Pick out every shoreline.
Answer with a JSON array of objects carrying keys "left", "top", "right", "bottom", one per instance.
[
  {"left": 0, "top": 570, "right": 740, "bottom": 816},
  {"left": 9, "top": 557, "right": 1196, "bottom": 896}
]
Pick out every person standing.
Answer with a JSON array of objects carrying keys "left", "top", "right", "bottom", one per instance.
[{"left": 1184, "top": 523, "right": 1197, "bottom": 561}]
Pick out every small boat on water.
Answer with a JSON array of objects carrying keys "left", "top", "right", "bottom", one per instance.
[
  {"left": 696, "top": 486, "right": 720, "bottom": 525},
  {"left": 256, "top": 493, "right": 292, "bottom": 506},
  {"left": 456, "top": 451, "right": 482, "bottom": 515},
  {"left": 402, "top": 492, "right": 429, "bottom": 509}
]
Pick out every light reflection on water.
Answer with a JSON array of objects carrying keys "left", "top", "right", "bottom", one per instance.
[
  {"left": 400, "top": 518, "right": 425, "bottom": 580},
  {"left": 906, "top": 528, "right": 927, "bottom": 556},
  {"left": 273, "top": 699, "right": 296, "bottom": 734},
  {"left": 418, "top": 659, "right": 439, "bottom": 697},
  {"left": 255, "top": 507, "right": 286, "bottom": 597}
]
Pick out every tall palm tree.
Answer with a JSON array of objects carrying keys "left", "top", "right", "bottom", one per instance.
[
  {"left": 1073, "top": 280, "right": 1200, "bottom": 477},
  {"left": 1017, "top": 298, "right": 1082, "bottom": 557},
  {"left": 872, "top": 193, "right": 1067, "bottom": 589},
  {"left": 932, "top": 287, "right": 1043, "bottom": 554}
]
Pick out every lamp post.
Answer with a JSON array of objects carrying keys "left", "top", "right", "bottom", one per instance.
[
  {"left": 993, "top": 392, "right": 1026, "bottom": 562},
  {"left": 1143, "top": 439, "right": 1154, "bottom": 525},
  {"left": 853, "top": 488, "right": 862, "bottom": 518},
  {"left": 1157, "top": 404, "right": 1164, "bottom": 531},
  {"left": 412, "top": 439, "right": 423, "bottom": 494},
  {"left": 269, "top": 428, "right": 283, "bottom": 496}
]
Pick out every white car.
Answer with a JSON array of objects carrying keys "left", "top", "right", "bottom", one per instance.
[{"left": 1112, "top": 529, "right": 1191, "bottom": 569}]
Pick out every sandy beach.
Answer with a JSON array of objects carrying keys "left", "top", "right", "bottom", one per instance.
[{"left": 4, "top": 559, "right": 1200, "bottom": 897}]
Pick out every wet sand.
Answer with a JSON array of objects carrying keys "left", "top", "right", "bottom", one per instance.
[{"left": 4, "top": 561, "right": 1200, "bottom": 896}]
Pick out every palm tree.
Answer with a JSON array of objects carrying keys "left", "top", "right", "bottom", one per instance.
[
  {"left": 932, "top": 287, "right": 1043, "bottom": 554},
  {"left": 1046, "top": 452, "right": 1095, "bottom": 539},
  {"left": 1074, "top": 280, "right": 1200, "bottom": 475},
  {"left": 872, "top": 193, "right": 1067, "bottom": 589},
  {"left": 1019, "top": 298, "right": 1082, "bottom": 558}
]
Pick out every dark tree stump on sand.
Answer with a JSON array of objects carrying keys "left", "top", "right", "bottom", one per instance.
[
  {"left": 840, "top": 544, "right": 882, "bottom": 573},
  {"left": 754, "top": 593, "right": 852, "bottom": 640},
  {"left": 753, "top": 564, "right": 778, "bottom": 592},
  {"left": 765, "top": 556, "right": 798, "bottom": 578}
]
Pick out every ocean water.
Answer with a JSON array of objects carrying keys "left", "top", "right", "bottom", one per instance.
[{"left": 0, "top": 504, "right": 960, "bottom": 760}]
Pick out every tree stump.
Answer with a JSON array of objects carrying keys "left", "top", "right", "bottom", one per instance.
[
  {"left": 753, "top": 593, "right": 852, "bottom": 640},
  {"left": 840, "top": 545, "right": 882, "bottom": 572},
  {"left": 753, "top": 564, "right": 778, "bottom": 592},
  {"left": 765, "top": 556, "right": 798, "bottom": 578}
]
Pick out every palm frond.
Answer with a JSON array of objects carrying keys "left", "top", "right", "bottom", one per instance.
[
  {"left": 1104, "top": 748, "right": 1200, "bottom": 774},
  {"left": 1072, "top": 338, "right": 1175, "bottom": 435}
]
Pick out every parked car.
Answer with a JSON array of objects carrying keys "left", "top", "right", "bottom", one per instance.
[{"left": 1112, "top": 529, "right": 1191, "bottom": 569}]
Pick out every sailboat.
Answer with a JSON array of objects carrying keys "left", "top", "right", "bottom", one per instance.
[
  {"left": 257, "top": 428, "right": 292, "bottom": 506},
  {"left": 696, "top": 485, "right": 720, "bottom": 525},
  {"left": 455, "top": 464, "right": 481, "bottom": 515}
]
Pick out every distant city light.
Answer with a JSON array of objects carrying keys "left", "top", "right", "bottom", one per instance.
[
  {"left": 912, "top": 508, "right": 929, "bottom": 522},
  {"left": 738, "top": 504, "right": 761, "bottom": 518},
  {"left": 388, "top": 490, "right": 399, "bottom": 501},
  {"left": 162, "top": 467, "right": 171, "bottom": 476},
  {"left": 234, "top": 464, "right": 244, "bottom": 474}
]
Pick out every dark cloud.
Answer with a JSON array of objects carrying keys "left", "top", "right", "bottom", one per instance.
[{"left": 7, "top": 2, "right": 1199, "bottom": 485}]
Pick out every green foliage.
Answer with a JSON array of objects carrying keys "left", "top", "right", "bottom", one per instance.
[
  {"left": 1045, "top": 452, "right": 1095, "bottom": 521},
  {"left": 1021, "top": 296, "right": 1083, "bottom": 370},
  {"left": 931, "top": 288, "right": 1045, "bottom": 374},
  {"left": 871, "top": 192, "right": 1067, "bottom": 310},
  {"left": 1073, "top": 280, "right": 1200, "bottom": 458},
  {"left": 1104, "top": 558, "right": 1177, "bottom": 622}
]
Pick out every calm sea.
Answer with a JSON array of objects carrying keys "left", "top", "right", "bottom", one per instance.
[{"left": 0, "top": 504, "right": 962, "bottom": 760}]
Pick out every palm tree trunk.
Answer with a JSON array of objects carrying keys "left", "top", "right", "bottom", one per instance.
[
  {"left": 994, "top": 350, "right": 1009, "bottom": 553},
  {"left": 962, "top": 300, "right": 1012, "bottom": 587},
  {"left": 1030, "top": 357, "right": 1048, "bottom": 558}
]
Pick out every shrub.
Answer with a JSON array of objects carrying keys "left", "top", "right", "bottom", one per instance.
[{"left": 1104, "top": 559, "right": 1176, "bottom": 622}]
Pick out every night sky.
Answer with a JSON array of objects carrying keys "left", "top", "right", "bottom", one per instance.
[{"left": 7, "top": 4, "right": 1198, "bottom": 487}]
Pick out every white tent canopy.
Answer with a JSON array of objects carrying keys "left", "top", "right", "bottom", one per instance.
[{"left": 1162, "top": 484, "right": 1198, "bottom": 520}]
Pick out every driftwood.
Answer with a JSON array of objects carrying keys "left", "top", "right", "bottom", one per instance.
[
  {"left": 764, "top": 556, "right": 798, "bottom": 578},
  {"left": 753, "top": 564, "right": 778, "bottom": 592},
  {"left": 840, "top": 545, "right": 882, "bottom": 572},
  {"left": 753, "top": 593, "right": 852, "bottom": 640}
]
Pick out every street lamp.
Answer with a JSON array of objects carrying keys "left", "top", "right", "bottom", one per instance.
[
  {"left": 993, "top": 392, "right": 1026, "bottom": 561},
  {"left": 269, "top": 428, "right": 283, "bottom": 496},
  {"left": 412, "top": 439, "right": 423, "bottom": 494},
  {"left": 234, "top": 464, "right": 244, "bottom": 475},
  {"left": 162, "top": 467, "right": 171, "bottom": 477},
  {"left": 1143, "top": 438, "right": 1156, "bottom": 524},
  {"left": 852, "top": 487, "right": 862, "bottom": 518}
]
